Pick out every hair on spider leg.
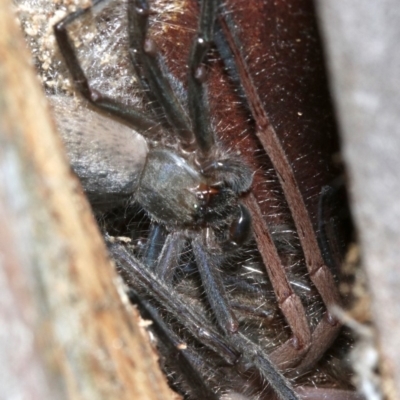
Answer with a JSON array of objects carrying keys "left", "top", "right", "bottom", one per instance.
[
  {"left": 110, "top": 226, "right": 358, "bottom": 398},
  {"left": 108, "top": 238, "right": 302, "bottom": 400},
  {"left": 50, "top": 0, "right": 360, "bottom": 398}
]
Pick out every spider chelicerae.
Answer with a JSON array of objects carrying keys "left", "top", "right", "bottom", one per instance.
[{"left": 53, "top": 0, "right": 358, "bottom": 399}]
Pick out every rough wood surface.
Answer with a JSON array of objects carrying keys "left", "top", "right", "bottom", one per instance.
[
  {"left": 0, "top": 0, "right": 178, "bottom": 398},
  {"left": 317, "top": 1, "right": 400, "bottom": 399}
]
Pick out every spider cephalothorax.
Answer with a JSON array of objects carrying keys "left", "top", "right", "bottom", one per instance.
[{"left": 136, "top": 148, "right": 252, "bottom": 232}]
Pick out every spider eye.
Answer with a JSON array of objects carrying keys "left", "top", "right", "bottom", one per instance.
[{"left": 228, "top": 204, "right": 252, "bottom": 247}]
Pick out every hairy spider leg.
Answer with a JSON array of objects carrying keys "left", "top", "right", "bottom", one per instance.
[
  {"left": 192, "top": 234, "right": 239, "bottom": 335},
  {"left": 139, "top": 211, "right": 304, "bottom": 398},
  {"left": 244, "top": 195, "right": 311, "bottom": 363},
  {"left": 140, "top": 224, "right": 168, "bottom": 269},
  {"left": 187, "top": 0, "right": 217, "bottom": 156},
  {"left": 54, "top": 0, "right": 157, "bottom": 132},
  {"left": 109, "top": 240, "right": 299, "bottom": 400},
  {"left": 127, "top": 289, "right": 220, "bottom": 400},
  {"left": 128, "top": 0, "right": 195, "bottom": 148},
  {"left": 114, "top": 237, "right": 362, "bottom": 399},
  {"left": 143, "top": 220, "right": 240, "bottom": 337},
  {"left": 129, "top": 0, "right": 217, "bottom": 156},
  {"left": 212, "top": 13, "right": 313, "bottom": 365},
  {"left": 109, "top": 239, "right": 240, "bottom": 364},
  {"left": 217, "top": 6, "right": 342, "bottom": 374},
  {"left": 153, "top": 230, "right": 185, "bottom": 284}
]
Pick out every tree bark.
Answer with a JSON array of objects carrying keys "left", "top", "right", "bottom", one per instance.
[
  {"left": 0, "top": 1, "right": 178, "bottom": 398},
  {"left": 317, "top": 1, "right": 400, "bottom": 399}
]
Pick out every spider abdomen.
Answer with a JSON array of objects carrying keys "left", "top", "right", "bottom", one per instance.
[{"left": 51, "top": 96, "right": 149, "bottom": 210}]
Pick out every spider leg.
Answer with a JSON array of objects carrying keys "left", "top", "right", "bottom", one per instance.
[
  {"left": 109, "top": 239, "right": 300, "bottom": 400},
  {"left": 229, "top": 335, "right": 299, "bottom": 400},
  {"left": 230, "top": 302, "right": 275, "bottom": 322},
  {"left": 53, "top": 0, "right": 157, "bottom": 132},
  {"left": 218, "top": 10, "right": 342, "bottom": 371},
  {"left": 187, "top": 0, "right": 217, "bottom": 156},
  {"left": 244, "top": 195, "right": 311, "bottom": 366},
  {"left": 137, "top": 222, "right": 186, "bottom": 285},
  {"left": 145, "top": 224, "right": 302, "bottom": 396},
  {"left": 191, "top": 231, "right": 239, "bottom": 335},
  {"left": 128, "top": 0, "right": 195, "bottom": 148},
  {"left": 154, "top": 231, "right": 186, "bottom": 284},
  {"left": 292, "top": 183, "right": 351, "bottom": 375},
  {"left": 127, "top": 289, "right": 220, "bottom": 400},
  {"left": 139, "top": 223, "right": 167, "bottom": 269},
  {"left": 108, "top": 238, "right": 239, "bottom": 365},
  {"left": 189, "top": 0, "right": 311, "bottom": 359}
]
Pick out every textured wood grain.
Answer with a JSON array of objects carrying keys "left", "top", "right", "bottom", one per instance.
[
  {"left": 0, "top": 0, "right": 178, "bottom": 398},
  {"left": 317, "top": 1, "right": 400, "bottom": 399}
]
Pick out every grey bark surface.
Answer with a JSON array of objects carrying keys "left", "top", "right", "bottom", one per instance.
[
  {"left": 317, "top": 1, "right": 400, "bottom": 398},
  {"left": 0, "top": 0, "right": 178, "bottom": 398}
]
